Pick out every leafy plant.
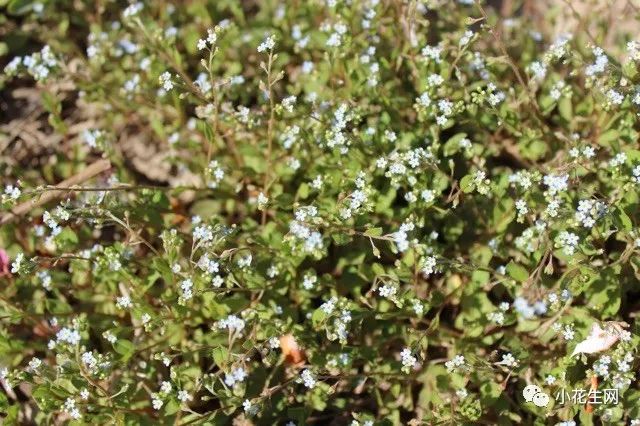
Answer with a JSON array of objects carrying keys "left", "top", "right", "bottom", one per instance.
[{"left": 1, "top": 0, "right": 640, "bottom": 425}]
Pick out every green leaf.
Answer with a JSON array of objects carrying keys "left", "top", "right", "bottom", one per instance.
[
  {"left": 493, "top": 198, "right": 515, "bottom": 233},
  {"left": 506, "top": 261, "right": 529, "bottom": 282},
  {"left": 460, "top": 175, "right": 475, "bottom": 193},
  {"left": 164, "top": 398, "right": 180, "bottom": 416},
  {"left": 211, "top": 347, "right": 228, "bottom": 368},
  {"left": 479, "top": 381, "right": 502, "bottom": 404},
  {"left": 363, "top": 227, "right": 383, "bottom": 237},
  {"left": 203, "top": 122, "right": 214, "bottom": 144},
  {"left": 443, "top": 133, "right": 467, "bottom": 156},
  {"left": 371, "top": 263, "right": 385, "bottom": 277},
  {"left": 623, "top": 61, "right": 638, "bottom": 79},
  {"left": 539, "top": 94, "right": 555, "bottom": 114},
  {"left": 287, "top": 407, "right": 307, "bottom": 424},
  {"left": 8, "top": 0, "right": 33, "bottom": 15},
  {"left": 32, "top": 386, "right": 58, "bottom": 410},
  {"left": 597, "top": 129, "right": 618, "bottom": 147},
  {"left": 297, "top": 183, "right": 309, "bottom": 199},
  {"left": 587, "top": 275, "right": 621, "bottom": 318},
  {"left": 45, "top": 298, "right": 72, "bottom": 314},
  {"left": 470, "top": 245, "right": 493, "bottom": 267},
  {"left": 522, "top": 140, "right": 548, "bottom": 160},
  {"left": 113, "top": 339, "right": 135, "bottom": 362},
  {"left": 613, "top": 206, "right": 633, "bottom": 231},
  {"left": 41, "top": 91, "right": 61, "bottom": 115},
  {"left": 53, "top": 378, "right": 77, "bottom": 394},
  {"left": 190, "top": 199, "right": 219, "bottom": 217},
  {"left": 558, "top": 96, "right": 572, "bottom": 121},
  {"left": 471, "top": 270, "right": 490, "bottom": 285},
  {"left": 565, "top": 267, "right": 597, "bottom": 296},
  {"left": 311, "top": 308, "right": 327, "bottom": 327},
  {"left": 427, "top": 312, "right": 440, "bottom": 333},
  {"left": 0, "top": 390, "right": 8, "bottom": 411},
  {"left": 56, "top": 227, "right": 78, "bottom": 248},
  {"left": 331, "top": 233, "right": 352, "bottom": 246}
]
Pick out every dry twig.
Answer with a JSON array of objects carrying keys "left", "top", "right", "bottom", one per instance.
[{"left": 0, "top": 158, "right": 111, "bottom": 225}]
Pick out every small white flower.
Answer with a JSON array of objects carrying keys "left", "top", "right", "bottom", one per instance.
[
  {"left": 412, "top": 299, "right": 424, "bottom": 316},
  {"left": 378, "top": 284, "right": 397, "bottom": 298},
  {"left": 400, "top": 348, "right": 418, "bottom": 371},
  {"left": 488, "top": 311, "right": 505, "bottom": 325},
  {"left": 160, "top": 381, "right": 172, "bottom": 394},
  {"left": 529, "top": 61, "right": 547, "bottom": 80},
  {"left": 180, "top": 278, "right": 194, "bottom": 300},
  {"left": 218, "top": 314, "right": 245, "bottom": 333},
  {"left": 237, "top": 253, "right": 252, "bottom": 268},
  {"left": 302, "top": 273, "right": 317, "bottom": 290},
  {"left": 103, "top": 331, "right": 117, "bottom": 343},
  {"left": 562, "top": 325, "right": 575, "bottom": 341},
  {"left": 422, "top": 256, "right": 437, "bottom": 277},
  {"left": 10, "top": 253, "right": 24, "bottom": 274},
  {"left": 177, "top": 390, "right": 192, "bottom": 403},
  {"left": 224, "top": 367, "right": 248, "bottom": 386},
  {"left": 610, "top": 152, "right": 627, "bottom": 168},
  {"left": 326, "top": 33, "right": 342, "bottom": 47},
  {"left": 421, "top": 45, "right": 442, "bottom": 63},
  {"left": 123, "top": 2, "right": 143, "bottom": 18},
  {"left": 459, "top": 30, "right": 474, "bottom": 46},
  {"left": 257, "top": 192, "right": 269, "bottom": 210},
  {"left": 497, "top": 352, "right": 518, "bottom": 368},
  {"left": 282, "top": 95, "right": 297, "bottom": 112},
  {"left": 556, "top": 231, "right": 579, "bottom": 256},
  {"left": 445, "top": 355, "right": 466, "bottom": 372},
  {"left": 302, "top": 61, "right": 314, "bottom": 73},
  {"left": 269, "top": 337, "right": 280, "bottom": 349},
  {"left": 28, "top": 357, "right": 42, "bottom": 372},
  {"left": 212, "top": 275, "right": 224, "bottom": 288},
  {"left": 257, "top": 35, "right": 276, "bottom": 52},
  {"left": 151, "top": 395, "right": 163, "bottom": 410},
  {"left": 456, "top": 388, "right": 468, "bottom": 399},
  {"left": 116, "top": 295, "right": 132, "bottom": 309},
  {"left": 159, "top": 72, "right": 174, "bottom": 91},
  {"left": 300, "top": 369, "right": 317, "bottom": 388},
  {"left": 243, "top": 399, "right": 258, "bottom": 415},
  {"left": 421, "top": 189, "right": 435, "bottom": 202}
]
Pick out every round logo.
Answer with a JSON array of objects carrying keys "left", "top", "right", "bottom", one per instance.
[
  {"left": 522, "top": 385, "right": 550, "bottom": 407},
  {"left": 523, "top": 385, "right": 541, "bottom": 402},
  {"left": 532, "top": 392, "right": 550, "bottom": 407}
]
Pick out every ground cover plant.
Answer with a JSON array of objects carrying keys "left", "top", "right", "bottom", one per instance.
[{"left": 1, "top": 0, "right": 640, "bottom": 424}]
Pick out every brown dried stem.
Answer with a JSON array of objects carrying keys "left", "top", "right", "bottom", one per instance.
[{"left": 1, "top": 158, "right": 111, "bottom": 225}]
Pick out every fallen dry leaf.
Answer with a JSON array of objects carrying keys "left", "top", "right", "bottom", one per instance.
[
  {"left": 279, "top": 334, "right": 305, "bottom": 365},
  {"left": 571, "top": 322, "right": 628, "bottom": 356}
]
